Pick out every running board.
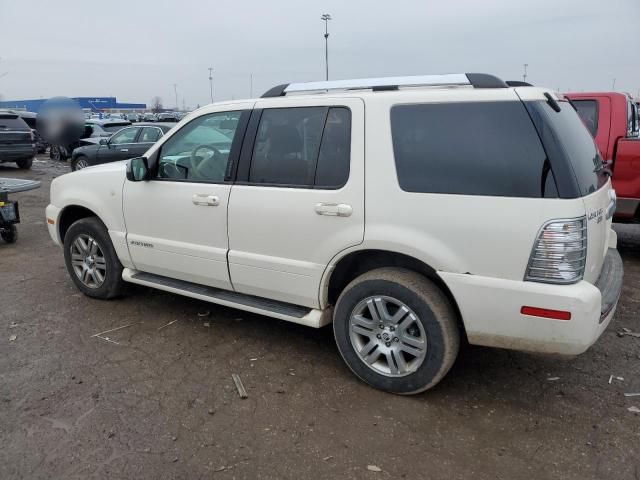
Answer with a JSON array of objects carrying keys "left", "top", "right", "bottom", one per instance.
[{"left": 122, "top": 268, "right": 332, "bottom": 328}]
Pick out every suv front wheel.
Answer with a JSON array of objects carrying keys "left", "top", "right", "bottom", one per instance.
[
  {"left": 63, "top": 217, "right": 125, "bottom": 299},
  {"left": 334, "top": 268, "right": 460, "bottom": 394}
]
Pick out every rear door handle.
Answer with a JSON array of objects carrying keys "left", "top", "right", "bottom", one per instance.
[
  {"left": 120, "top": 148, "right": 128, "bottom": 152},
  {"left": 192, "top": 194, "right": 219, "bottom": 206},
  {"left": 314, "top": 203, "right": 352, "bottom": 217}
]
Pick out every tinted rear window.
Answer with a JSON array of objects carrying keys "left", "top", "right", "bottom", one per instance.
[
  {"left": 0, "top": 115, "right": 30, "bottom": 131},
  {"left": 390, "top": 101, "right": 555, "bottom": 197},
  {"left": 525, "top": 100, "right": 607, "bottom": 197}
]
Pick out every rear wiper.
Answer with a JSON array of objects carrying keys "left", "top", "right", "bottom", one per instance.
[
  {"left": 544, "top": 92, "right": 561, "bottom": 112},
  {"left": 594, "top": 159, "right": 613, "bottom": 177}
]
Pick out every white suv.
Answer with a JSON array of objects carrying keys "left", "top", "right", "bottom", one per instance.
[{"left": 46, "top": 73, "right": 623, "bottom": 394}]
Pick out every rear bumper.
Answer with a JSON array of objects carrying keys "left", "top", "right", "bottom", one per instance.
[
  {"left": 0, "top": 145, "right": 36, "bottom": 162},
  {"left": 439, "top": 248, "right": 624, "bottom": 355}
]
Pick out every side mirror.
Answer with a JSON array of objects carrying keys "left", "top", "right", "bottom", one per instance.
[
  {"left": 99, "top": 138, "right": 108, "bottom": 145},
  {"left": 126, "top": 157, "right": 150, "bottom": 182}
]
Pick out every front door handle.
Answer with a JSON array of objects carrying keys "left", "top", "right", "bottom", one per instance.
[
  {"left": 192, "top": 194, "right": 219, "bottom": 206},
  {"left": 314, "top": 203, "right": 352, "bottom": 217}
]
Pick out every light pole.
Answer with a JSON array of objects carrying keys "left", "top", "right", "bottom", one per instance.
[
  {"left": 208, "top": 67, "right": 214, "bottom": 103},
  {"left": 321, "top": 14, "right": 332, "bottom": 81},
  {"left": 173, "top": 83, "right": 178, "bottom": 111},
  {"left": 522, "top": 63, "right": 528, "bottom": 83},
  {"left": 612, "top": 78, "right": 616, "bottom": 91}
]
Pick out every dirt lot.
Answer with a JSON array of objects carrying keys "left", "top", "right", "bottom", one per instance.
[{"left": 1, "top": 156, "right": 639, "bottom": 480}]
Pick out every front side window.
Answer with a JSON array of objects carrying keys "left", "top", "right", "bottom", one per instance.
[
  {"left": 391, "top": 101, "right": 554, "bottom": 198},
  {"left": 109, "top": 127, "right": 139, "bottom": 144},
  {"left": 157, "top": 111, "right": 240, "bottom": 182},
  {"left": 249, "top": 107, "right": 351, "bottom": 188},
  {"left": 572, "top": 100, "right": 599, "bottom": 137}
]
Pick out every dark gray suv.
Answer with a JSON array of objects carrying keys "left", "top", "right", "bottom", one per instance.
[{"left": 0, "top": 112, "right": 35, "bottom": 169}]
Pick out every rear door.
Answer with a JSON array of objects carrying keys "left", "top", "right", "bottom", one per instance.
[{"left": 227, "top": 97, "right": 365, "bottom": 308}]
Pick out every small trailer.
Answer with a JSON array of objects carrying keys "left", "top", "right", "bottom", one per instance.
[{"left": 0, "top": 178, "right": 41, "bottom": 243}]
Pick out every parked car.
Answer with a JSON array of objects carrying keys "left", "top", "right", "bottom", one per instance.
[
  {"left": 157, "top": 112, "right": 179, "bottom": 122},
  {"left": 46, "top": 73, "right": 623, "bottom": 394},
  {"left": 50, "top": 119, "right": 132, "bottom": 161},
  {"left": 15, "top": 111, "right": 48, "bottom": 153},
  {"left": 70, "top": 123, "right": 174, "bottom": 170},
  {"left": 0, "top": 111, "right": 35, "bottom": 169},
  {"left": 565, "top": 92, "right": 640, "bottom": 222},
  {"left": 125, "top": 113, "right": 142, "bottom": 123},
  {"left": 143, "top": 113, "right": 157, "bottom": 122}
]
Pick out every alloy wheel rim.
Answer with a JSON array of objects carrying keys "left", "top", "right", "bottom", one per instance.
[
  {"left": 349, "top": 296, "right": 427, "bottom": 377},
  {"left": 70, "top": 234, "right": 106, "bottom": 288},
  {"left": 76, "top": 158, "right": 89, "bottom": 169}
]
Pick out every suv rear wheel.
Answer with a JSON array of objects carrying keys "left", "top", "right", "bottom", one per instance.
[
  {"left": 63, "top": 217, "right": 125, "bottom": 299},
  {"left": 333, "top": 267, "right": 459, "bottom": 394},
  {"left": 16, "top": 157, "right": 33, "bottom": 169}
]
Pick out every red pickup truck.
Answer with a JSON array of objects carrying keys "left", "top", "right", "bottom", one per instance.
[{"left": 565, "top": 92, "right": 640, "bottom": 221}]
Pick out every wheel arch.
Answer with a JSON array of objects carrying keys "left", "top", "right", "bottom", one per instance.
[
  {"left": 58, "top": 205, "right": 100, "bottom": 242},
  {"left": 322, "top": 248, "right": 465, "bottom": 336}
]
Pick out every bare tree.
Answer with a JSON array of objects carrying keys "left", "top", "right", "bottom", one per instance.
[{"left": 150, "top": 96, "right": 163, "bottom": 113}]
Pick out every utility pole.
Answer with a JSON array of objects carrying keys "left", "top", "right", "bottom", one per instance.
[
  {"left": 250, "top": 74, "right": 253, "bottom": 98},
  {"left": 208, "top": 67, "right": 214, "bottom": 103},
  {"left": 173, "top": 84, "right": 178, "bottom": 111},
  {"left": 321, "top": 14, "right": 332, "bottom": 81},
  {"left": 522, "top": 63, "right": 528, "bottom": 83},
  {"left": 612, "top": 78, "right": 616, "bottom": 91}
]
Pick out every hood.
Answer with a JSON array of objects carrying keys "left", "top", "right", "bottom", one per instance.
[{"left": 71, "top": 159, "right": 129, "bottom": 174}]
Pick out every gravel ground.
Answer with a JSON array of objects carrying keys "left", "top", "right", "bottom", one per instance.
[{"left": 1, "top": 156, "right": 639, "bottom": 480}]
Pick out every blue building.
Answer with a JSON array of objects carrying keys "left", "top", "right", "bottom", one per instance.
[{"left": 0, "top": 97, "right": 146, "bottom": 113}]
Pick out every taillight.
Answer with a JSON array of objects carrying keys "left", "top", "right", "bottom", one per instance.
[{"left": 525, "top": 217, "right": 587, "bottom": 284}]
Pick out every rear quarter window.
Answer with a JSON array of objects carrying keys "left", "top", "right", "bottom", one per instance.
[{"left": 390, "top": 101, "right": 556, "bottom": 198}]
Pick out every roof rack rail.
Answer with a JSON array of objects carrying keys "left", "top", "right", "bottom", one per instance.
[
  {"left": 506, "top": 80, "right": 533, "bottom": 87},
  {"left": 261, "top": 73, "right": 507, "bottom": 98}
]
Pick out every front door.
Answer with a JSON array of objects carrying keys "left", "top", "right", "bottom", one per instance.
[
  {"left": 122, "top": 106, "right": 251, "bottom": 288},
  {"left": 97, "top": 126, "right": 141, "bottom": 164},
  {"left": 227, "top": 97, "right": 365, "bottom": 308}
]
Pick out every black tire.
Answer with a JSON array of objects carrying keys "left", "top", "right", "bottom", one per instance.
[
  {"left": 333, "top": 267, "right": 460, "bottom": 394},
  {"left": 16, "top": 157, "right": 33, "bottom": 169},
  {"left": 71, "top": 155, "right": 89, "bottom": 171},
  {"left": 63, "top": 217, "right": 125, "bottom": 299},
  {"left": 1, "top": 225, "right": 17, "bottom": 243},
  {"left": 50, "top": 145, "right": 67, "bottom": 161}
]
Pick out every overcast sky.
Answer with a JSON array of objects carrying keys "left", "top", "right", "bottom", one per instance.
[{"left": 0, "top": 0, "right": 638, "bottom": 109}]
